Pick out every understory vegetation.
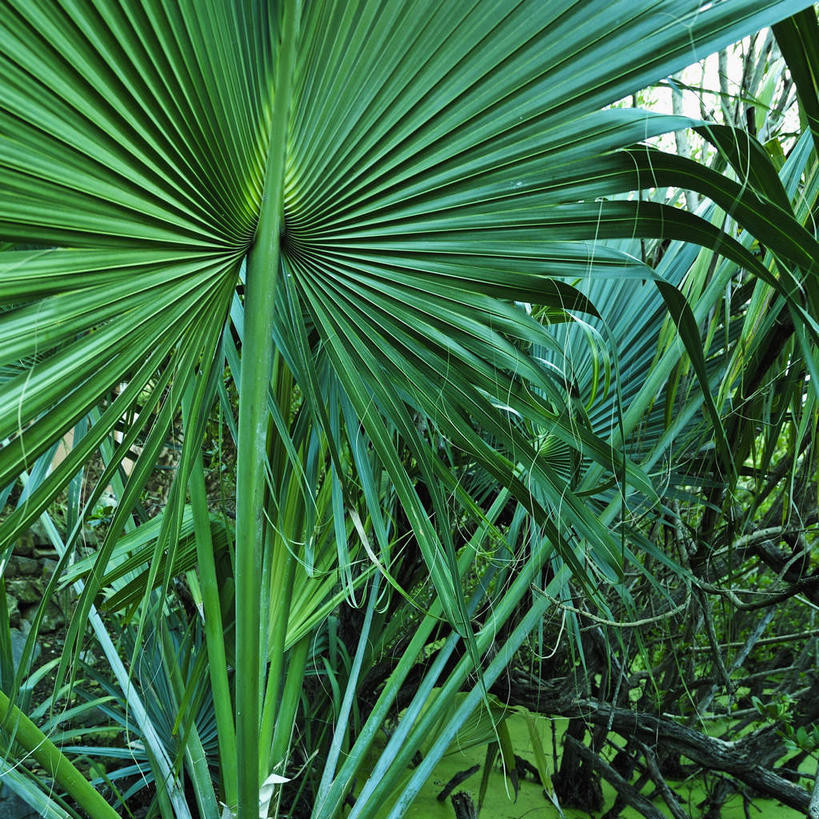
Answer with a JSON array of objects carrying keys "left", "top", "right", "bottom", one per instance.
[{"left": 1, "top": 2, "right": 818, "bottom": 818}]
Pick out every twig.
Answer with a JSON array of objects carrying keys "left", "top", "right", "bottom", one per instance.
[
  {"left": 533, "top": 588, "right": 690, "bottom": 628},
  {"left": 694, "top": 586, "right": 734, "bottom": 694},
  {"left": 689, "top": 629, "right": 819, "bottom": 650},
  {"left": 437, "top": 765, "right": 480, "bottom": 803},
  {"left": 639, "top": 742, "right": 688, "bottom": 819},
  {"left": 698, "top": 607, "right": 775, "bottom": 714},
  {"left": 731, "top": 527, "right": 809, "bottom": 551},
  {"left": 696, "top": 574, "right": 819, "bottom": 610}
]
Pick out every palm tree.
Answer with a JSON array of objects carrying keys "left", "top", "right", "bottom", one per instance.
[{"left": 0, "top": 1, "right": 816, "bottom": 816}]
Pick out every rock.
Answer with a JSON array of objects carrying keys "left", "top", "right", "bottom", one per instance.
[
  {"left": 39, "top": 601, "right": 66, "bottom": 633},
  {"left": 14, "top": 533, "right": 36, "bottom": 558},
  {"left": 9, "top": 623, "right": 40, "bottom": 670},
  {"left": 6, "top": 579, "right": 43, "bottom": 606},
  {"left": 26, "top": 520, "right": 50, "bottom": 548},
  {"left": 39, "top": 558, "right": 58, "bottom": 578},
  {"left": 6, "top": 556, "right": 40, "bottom": 576}
]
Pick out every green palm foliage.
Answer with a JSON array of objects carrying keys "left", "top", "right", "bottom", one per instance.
[{"left": 0, "top": 1, "right": 817, "bottom": 817}]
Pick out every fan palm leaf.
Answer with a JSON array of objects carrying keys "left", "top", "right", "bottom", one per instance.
[{"left": 1, "top": 1, "right": 816, "bottom": 817}]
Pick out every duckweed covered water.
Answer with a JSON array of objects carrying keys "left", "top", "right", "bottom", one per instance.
[{"left": 399, "top": 712, "right": 805, "bottom": 818}]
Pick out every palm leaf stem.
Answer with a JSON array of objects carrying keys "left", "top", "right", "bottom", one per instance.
[
  {"left": 36, "top": 510, "right": 193, "bottom": 818},
  {"left": 0, "top": 687, "right": 118, "bottom": 819},
  {"left": 188, "top": 450, "right": 238, "bottom": 810},
  {"left": 235, "top": 1, "right": 299, "bottom": 815},
  {"left": 581, "top": 249, "right": 741, "bottom": 496},
  {"left": 158, "top": 622, "right": 220, "bottom": 819},
  {"left": 315, "top": 572, "right": 382, "bottom": 807},
  {"left": 258, "top": 419, "right": 303, "bottom": 781},
  {"left": 269, "top": 634, "right": 310, "bottom": 784},
  {"left": 322, "top": 491, "right": 510, "bottom": 818},
  {"left": 387, "top": 569, "right": 571, "bottom": 817}
]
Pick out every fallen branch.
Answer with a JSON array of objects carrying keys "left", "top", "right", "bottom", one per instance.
[
  {"left": 564, "top": 736, "right": 666, "bottom": 819},
  {"left": 575, "top": 701, "right": 810, "bottom": 812},
  {"left": 495, "top": 671, "right": 816, "bottom": 813}
]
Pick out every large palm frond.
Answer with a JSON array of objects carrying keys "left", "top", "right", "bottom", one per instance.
[{"left": 1, "top": 1, "right": 816, "bottom": 817}]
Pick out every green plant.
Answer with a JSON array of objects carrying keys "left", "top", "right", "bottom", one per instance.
[{"left": 1, "top": 1, "right": 818, "bottom": 817}]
